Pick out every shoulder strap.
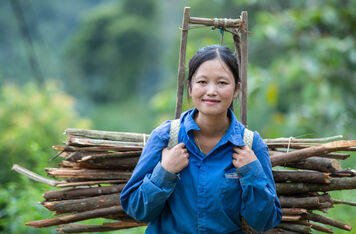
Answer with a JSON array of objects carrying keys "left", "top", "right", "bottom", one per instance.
[
  {"left": 241, "top": 128, "right": 255, "bottom": 234},
  {"left": 243, "top": 128, "right": 254, "bottom": 149},
  {"left": 167, "top": 119, "right": 180, "bottom": 150},
  {"left": 168, "top": 119, "right": 253, "bottom": 150}
]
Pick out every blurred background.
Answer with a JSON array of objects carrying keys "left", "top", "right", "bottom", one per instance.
[{"left": 0, "top": 0, "right": 355, "bottom": 233}]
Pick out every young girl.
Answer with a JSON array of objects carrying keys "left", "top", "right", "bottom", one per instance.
[{"left": 120, "top": 45, "right": 282, "bottom": 233}]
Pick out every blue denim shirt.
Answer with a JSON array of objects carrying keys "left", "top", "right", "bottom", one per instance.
[{"left": 120, "top": 108, "right": 282, "bottom": 233}]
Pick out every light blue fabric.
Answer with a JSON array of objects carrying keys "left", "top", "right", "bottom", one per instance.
[{"left": 120, "top": 108, "right": 282, "bottom": 233}]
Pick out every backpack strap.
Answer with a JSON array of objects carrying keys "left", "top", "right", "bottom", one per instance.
[
  {"left": 241, "top": 128, "right": 255, "bottom": 234},
  {"left": 167, "top": 119, "right": 180, "bottom": 150},
  {"left": 243, "top": 128, "right": 254, "bottom": 149},
  {"left": 168, "top": 119, "right": 254, "bottom": 150}
]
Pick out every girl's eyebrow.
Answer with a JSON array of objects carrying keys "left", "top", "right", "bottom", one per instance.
[
  {"left": 218, "top": 75, "right": 230, "bottom": 80},
  {"left": 194, "top": 75, "right": 208, "bottom": 79}
]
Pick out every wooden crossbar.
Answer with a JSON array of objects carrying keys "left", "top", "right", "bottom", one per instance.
[{"left": 174, "top": 7, "right": 248, "bottom": 127}]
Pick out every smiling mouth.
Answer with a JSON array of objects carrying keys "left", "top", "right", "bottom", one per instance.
[{"left": 202, "top": 99, "right": 220, "bottom": 104}]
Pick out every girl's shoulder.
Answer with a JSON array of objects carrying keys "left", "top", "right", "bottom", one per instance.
[{"left": 149, "top": 120, "right": 172, "bottom": 145}]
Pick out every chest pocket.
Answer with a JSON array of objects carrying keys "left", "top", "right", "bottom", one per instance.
[
  {"left": 219, "top": 166, "right": 242, "bottom": 221},
  {"left": 219, "top": 128, "right": 254, "bottom": 221}
]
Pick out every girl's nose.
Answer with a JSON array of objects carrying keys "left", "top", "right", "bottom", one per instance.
[{"left": 206, "top": 84, "right": 217, "bottom": 96}]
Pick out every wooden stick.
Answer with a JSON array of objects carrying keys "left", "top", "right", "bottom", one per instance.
[
  {"left": 77, "top": 156, "right": 139, "bottom": 170},
  {"left": 282, "top": 208, "right": 308, "bottom": 216},
  {"left": 318, "top": 152, "right": 350, "bottom": 160},
  {"left": 264, "top": 228, "right": 300, "bottom": 234},
  {"left": 43, "top": 184, "right": 125, "bottom": 200},
  {"left": 65, "top": 128, "right": 149, "bottom": 142},
  {"left": 277, "top": 222, "right": 311, "bottom": 233},
  {"left": 56, "top": 224, "right": 125, "bottom": 233},
  {"left": 56, "top": 180, "right": 126, "bottom": 187},
  {"left": 276, "top": 176, "right": 356, "bottom": 195},
  {"left": 284, "top": 157, "right": 342, "bottom": 173},
  {"left": 270, "top": 140, "right": 356, "bottom": 166},
  {"left": 269, "top": 150, "right": 350, "bottom": 160},
  {"left": 80, "top": 151, "right": 141, "bottom": 159},
  {"left": 269, "top": 143, "right": 356, "bottom": 152},
  {"left": 278, "top": 194, "right": 332, "bottom": 209},
  {"left": 45, "top": 168, "right": 132, "bottom": 180},
  {"left": 53, "top": 145, "right": 140, "bottom": 152},
  {"left": 268, "top": 143, "right": 312, "bottom": 149},
  {"left": 282, "top": 216, "right": 302, "bottom": 222},
  {"left": 331, "top": 169, "right": 356, "bottom": 177},
  {"left": 240, "top": 11, "right": 248, "bottom": 126},
  {"left": 332, "top": 199, "right": 356, "bottom": 206},
  {"left": 65, "top": 151, "right": 141, "bottom": 163},
  {"left": 272, "top": 170, "right": 331, "bottom": 184},
  {"left": 43, "top": 194, "right": 121, "bottom": 214},
  {"left": 12, "top": 164, "right": 60, "bottom": 186},
  {"left": 103, "top": 221, "right": 146, "bottom": 228},
  {"left": 309, "top": 222, "right": 333, "bottom": 234},
  {"left": 264, "top": 135, "right": 343, "bottom": 143},
  {"left": 189, "top": 17, "right": 241, "bottom": 27},
  {"left": 67, "top": 136, "right": 143, "bottom": 149},
  {"left": 308, "top": 212, "right": 352, "bottom": 231},
  {"left": 174, "top": 7, "right": 190, "bottom": 119},
  {"left": 26, "top": 206, "right": 125, "bottom": 228},
  {"left": 78, "top": 157, "right": 139, "bottom": 170}
]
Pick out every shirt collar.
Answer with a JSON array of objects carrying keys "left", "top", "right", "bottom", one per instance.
[{"left": 181, "top": 108, "right": 245, "bottom": 146}]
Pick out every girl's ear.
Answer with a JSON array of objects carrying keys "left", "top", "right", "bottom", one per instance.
[
  {"left": 187, "top": 82, "right": 192, "bottom": 97},
  {"left": 233, "top": 82, "right": 240, "bottom": 99}
]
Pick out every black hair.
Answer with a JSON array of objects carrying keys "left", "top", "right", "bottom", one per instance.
[{"left": 186, "top": 45, "right": 240, "bottom": 109}]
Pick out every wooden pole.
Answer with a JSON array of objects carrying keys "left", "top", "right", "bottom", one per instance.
[
  {"left": 26, "top": 206, "right": 125, "bottom": 228},
  {"left": 189, "top": 17, "right": 241, "bottom": 27},
  {"left": 270, "top": 140, "right": 356, "bottom": 167},
  {"left": 175, "top": 7, "right": 190, "bottom": 119},
  {"left": 308, "top": 213, "right": 352, "bottom": 231},
  {"left": 42, "top": 194, "right": 122, "bottom": 214},
  {"left": 240, "top": 11, "right": 248, "bottom": 126},
  {"left": 284, "top": 157, "right": 342, "bottom": 173},
  {"left": 276, "top": 176, "right": 356, "bottom": 195},
  {"left": 43, "top": 184, "right": 125, "bottom": 200},
  {"left": 272, "top": 170, "right": 331, "bottom": 184}
]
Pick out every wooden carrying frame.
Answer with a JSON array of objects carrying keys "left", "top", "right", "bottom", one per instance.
[{"left": 174, "top": 7, "right": 249, "bottom": 127}]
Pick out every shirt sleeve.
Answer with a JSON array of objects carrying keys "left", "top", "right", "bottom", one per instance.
[
  {"left": 237, "top": 131, "right": 282, "bottom": 232},
  {"left": 120, "top": 120, "right": 179, "bottom": 222}
]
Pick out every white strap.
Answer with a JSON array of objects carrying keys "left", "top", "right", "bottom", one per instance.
[
  {"left": 167, "top": 119, "right": 180, "bottom": 149},
  {"left": 168, "top": 119, "right": 253, "bottom": 150},
  {"left": 243, "top": 128, "right": 254, "bottom": 149}
]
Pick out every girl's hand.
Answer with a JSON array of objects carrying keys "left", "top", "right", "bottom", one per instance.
[
  {"left": 161, "top": 143, "right": 189, "bottom": 174},
  {"left": 232, "top": 146, "right": 257, "bottom": 169}
]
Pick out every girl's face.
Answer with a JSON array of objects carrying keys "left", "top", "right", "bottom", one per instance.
[{"left": 188, "top": 58, "right": 239, "bottom": 117}]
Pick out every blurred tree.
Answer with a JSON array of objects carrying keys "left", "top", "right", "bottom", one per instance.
[
  {"left": 0, "top": 81, "right": 91, "bottom": 184},
  {"left": 247, "top": 0, "right": 356, "bottom": 139},
  {"left": 65, "top": 0, "right": 163, "bottom": 102},
  {"left": 0, "top": 80, "right": 91, "bottom": 233}
]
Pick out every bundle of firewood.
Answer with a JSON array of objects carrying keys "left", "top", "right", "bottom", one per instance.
[{"left": 12, "top": 128, "right": 356, "bottom": 233}]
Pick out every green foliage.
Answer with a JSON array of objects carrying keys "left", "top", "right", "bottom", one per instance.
[
  {"left": 0, "top": 81, "right": 91, "bottom": 233},
  {"left": 65, "top": 0, "right": 163, "bottom": 102},
  {"left": 0, "top": 179, "right": 56, "bottom": 234},
  {"left": 89, "top": 98, "right": 160, "bottom": 133},
  {"left": 0, "top": 81, "right": 91, "bottom": 184},
  {"left": 247, "top": 1, "right": 356, "bottom": 140}
]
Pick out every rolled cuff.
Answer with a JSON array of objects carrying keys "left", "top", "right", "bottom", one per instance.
[
  {"left": 237, "top": 159, "right": 268, "bottom": 186},
  {"left": 150, "top": 162, "right": 178, "bottom": 188}
]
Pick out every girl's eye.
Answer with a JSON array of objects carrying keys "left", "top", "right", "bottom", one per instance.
[
  {"left": 197, "top": 80, "right": 206, "bottom": 84},
  {"left": 218, "top": 81, "right": 228, "bottom": 85}
]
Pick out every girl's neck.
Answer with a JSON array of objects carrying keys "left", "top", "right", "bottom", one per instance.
[{"left": 194, "top": 111, "right": 230, "bottom": 137}]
